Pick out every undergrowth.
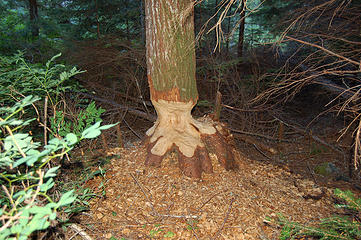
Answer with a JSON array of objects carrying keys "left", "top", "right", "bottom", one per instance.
[
  {"left": 265, "top": 189, "right": 361, "bottom": 240},
  {"left": 0, "top": 53, "right": 118, "bottom": 239}
]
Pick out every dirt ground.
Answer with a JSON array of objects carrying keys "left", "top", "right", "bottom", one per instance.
[
  {"left": 63, "top": 89, "right": 361, "bottom": 240},
  {"left": 65, "top": 132, "right": 359, "bottom": 240}
]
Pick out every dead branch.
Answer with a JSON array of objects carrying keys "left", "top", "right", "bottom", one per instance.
[
  {"left": 74, "top": 91, "right": 156, "bottom": 122},
  {"left": 272, "top": 115, "right": 345, "bottom": 156},
  {"left": 285, "top": 36, "right": 360, "bottom": 67},
  {"left": 69, "top": 223, "right": 93, "bottom": 240},
  {"left": 130, "top": 173, "right": 155, "bottom": 211},
  {"left": 211, "top": 197, "right": 235, "bottom": 240},
  {"left": 252, "top": 143, "right": 273, "bottom": 160}
]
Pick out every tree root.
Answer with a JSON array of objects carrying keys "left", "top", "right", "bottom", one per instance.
[{"left": 144, "top": 119, "right": 237, "bottom": 178}]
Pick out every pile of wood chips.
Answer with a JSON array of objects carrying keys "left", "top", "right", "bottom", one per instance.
[{"left": 74, "top": 142, "right": 343, "bottom": 239}]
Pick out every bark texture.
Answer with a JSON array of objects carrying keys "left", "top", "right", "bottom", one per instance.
[
  {"left": 144, "top": 0, "right": 236, "bottom": 178},
  {"left": 145, "top": 0, "right": 197, "bottom": 102},
  {"left": 237, "top": 1, "right": 246, "bottom": 58},
  {"left": 29, "top": 0, "right": 39, "bottom": 37}
]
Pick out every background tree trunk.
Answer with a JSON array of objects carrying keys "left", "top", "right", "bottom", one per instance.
[
  {"left": 237, "top": 1, "right": 246, "bottom": 58},
  {"left": 28, "top": 0, "right": 39, "bottom": 37},
  {"left": 144, "top": 0, "right": 236, "bottom": 178},
  {"left": 139, "top": 0, "right": 145, "bottom": 45},
  {"left": 94, "top": 0, "right": 100, "bottom": 39}
]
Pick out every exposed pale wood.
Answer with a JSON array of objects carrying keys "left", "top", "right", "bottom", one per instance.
[
  {"left": 146, "top": 100, "right": 215, "bottom": 157},
  {"left": 213, "top": 91, "right": 222, "bottom": 121},
  {"left": 143, "top": 0, "right": 236, "bottom": 178},
  {"left": 69, "top": 224, "right": 93, "bottom": 240}
]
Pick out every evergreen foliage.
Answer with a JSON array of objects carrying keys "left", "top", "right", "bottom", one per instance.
[
  {"left": 265, "top": 189, "right": 361, "bottom": 240},
  {"left": 0, "top": 52, "right": 83, "bottom": 107}
]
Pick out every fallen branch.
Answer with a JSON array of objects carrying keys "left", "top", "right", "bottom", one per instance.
[
  {"left": 211, "top": 197, "right": 235, "bottom": 240},
  {"left": 272, "top": 114, "right": 345, "bottom": 156},
  {"left": 152, "top": 213, "right": 198, "bottom": 219},
  {"left": 130, "top": 173, "right": 155, "bottom": 211},
  {"left": 253, "top": 143, "right": 273, "bottom": 160},
  {"left": 232, "top": 132, "right": 278, "bottom": 155},
  {"left": 74, "top": 91, "right": 156, "bottom": 122},
  {"left": 231, "top": 128, "right": 296, "bottom": 143},
  {"left": 69, "top": 223, "right": 93, "bottom": 240}
]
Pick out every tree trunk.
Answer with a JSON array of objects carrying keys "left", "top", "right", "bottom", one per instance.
[
  {"left": 144, "top": 0, "right": 236, "bottom": 178},
  {"left": 237, "top": 1, "right": 246, "bottom": 58},
  {"left": 94, "top": 0, "right": 100, "bottom": 39},
  {"left": 28, "top": 0, "right": 39, "bottom": 37},
  {"left": 225, "top": 15, "right": 231, "bottom": 55},
  {"left": 213, "top": 0, "right": 219, "bottom": 52},
  {"left": 139, "top": 0, "right": 145, "bottom": 45}
]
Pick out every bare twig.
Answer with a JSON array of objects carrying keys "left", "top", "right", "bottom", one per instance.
[
  {"left": 253, "top": 143, "right": 272, "bottom": 160},
  {"left": 69, "top": 223, "right": 93, "bottom": 240},
  {"left": 285, "top": 36, "right": 360, "bottom": 67},
  {"left": 197, "top": 193, "right": 220, "bottom": 212},
  {"left": 211, "top": 197, "right": 235, "bottom": 240},
  {"left": 153, "top": 213, "right": 198, "bottom": 219},
  {"left": 1, "top": 185, "right": 16, "bottom": 209},
  {"left": 44, "top": 96, "right": 48, "bottom": 145},
  {"left": 130, "top": 173, "right": 155, "bottom": 212}
]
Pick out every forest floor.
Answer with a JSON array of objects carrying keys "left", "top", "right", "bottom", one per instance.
[
  {"left": 62, "top": 87, "right": 361, "bottom": 240},
  {"left": 62, "top": 100, "right": 360, "bottom": 240}
]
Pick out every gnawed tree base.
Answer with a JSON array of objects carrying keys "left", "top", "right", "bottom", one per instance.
[{"left": 144, "top": 100, "right": 236, "bottom": 178}]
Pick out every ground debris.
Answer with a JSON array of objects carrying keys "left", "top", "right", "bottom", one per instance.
[{"left": 77, "top": 142, "right": 344, "bottom": 239}]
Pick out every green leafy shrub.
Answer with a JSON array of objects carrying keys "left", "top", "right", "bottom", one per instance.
[
  {"left": 0, "top": 51, "right": 107, "bottom": 141},
  {"left": 265, "top": 189, "right": 361, "bottom": 240},
  {"left": 50, "top": 101, "right": 106, "bottom": 138},
  {"left": 0, "top": 96, "right": 117, "bottom": 239},
  {"left": 0, "top": 51, "right": 83, "bottom": 108}
]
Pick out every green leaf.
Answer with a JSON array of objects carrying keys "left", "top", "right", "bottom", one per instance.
[
  {"left": 10, "top": 222, "right": 22, "bottom": 234},
  {"left": 81, "top": 121, "right": 102, "bottom": 139},
  {"left": 57, "top": 190, "right": 76, "bottom": 207},
  {"left": 0, "top": 228, "right": 11, "bottom": 239},
  {"left": 164, "top": 231, "right": 175, "bottom": 238},
  {"left": 44, "top": 166, "right": 60, "bottom": 178},
  {"left": 82, "top": 129, "right": 101, "bottom": 139},
  {"left": 29, "top": 206, "right": 52, "bottom": 215},
  {"left": 99, "top": 122, "right": 119, "bottom": 130},
  {"left": 26, "top": 155, "right": 40, "bottom": 166},
  {"left": 65, "top": 133, "right": 78, "bottom": 145},
  {"left": 49, "top": 212, "right": 57, "bottom": 221},
  {"left": 46, "top": 53, "right": 62, "bottom": 68},
  {"left": 13, "top": 155, "right": 36, "bottom": 168},
  {"left": 19, "top": 209, "right": 30, "bottom": 226},
  {"left": 40, "top": 178, "right": 54, "bottom": 192}
]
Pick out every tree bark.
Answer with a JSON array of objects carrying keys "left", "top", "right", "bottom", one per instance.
[
  {"left": 28, "top": 0, "right": 39, "bottom": 37},
  {"left": 144, "top": 0, "right": 236, "bottom": 178},
  {"left": 213, "top": 0, "right": 219, "bottom": 53},
  {"left": 94, "top": 0, "right": 100, "bottom": 39},
  {"left": 237, "top": 1, "right": 246, "bottom": 58},
  {"left": 139, "top": 0, "right": 145, "bottom": 45}
]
